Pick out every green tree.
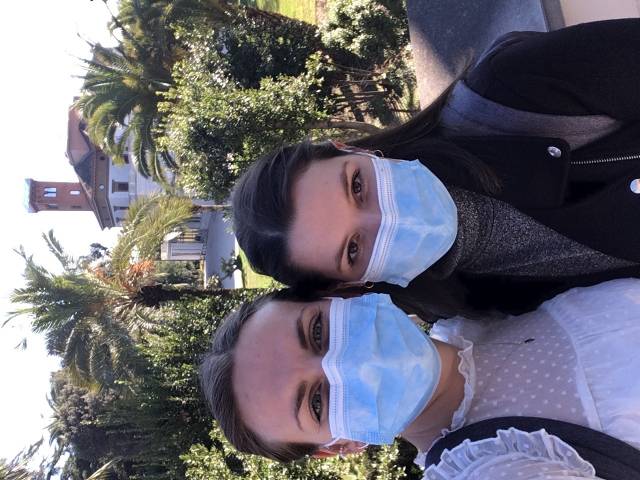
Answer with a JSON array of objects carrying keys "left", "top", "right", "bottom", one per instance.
[
  {"left": 75, "top": 43, "right": 174, "bottom": 182},
  {"left": 160, "top": 42, "right": 380, "bottom": 200},
  {"left": 0, "top": 456, "right": 40, "bottom": 480},
  {"left": 102, "top": 194, "right": 230, "bottom": 308},
  {"left": 9, "top": 232, "right": 140, "bottom": 388},
  {"left": 46, "top": 290, "right": 265, "bottom": 479},
  {"left": 78, "top": 1, "right": 230, "bottom": 183},
  {"left": 80, "top": 0, "right": 302, "bottom": 183},
  {"left": 213, "top": 9, "right": 322, "bottom": 88},
  {"left": 320, "top": 0, "right": 410, "bottom": 67}
]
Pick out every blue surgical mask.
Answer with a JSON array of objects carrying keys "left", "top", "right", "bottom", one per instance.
[
  {"left": 361, "top": 155, "right": 458, "bottom": 287},
  {"left": 321, "top": 293, "right": 441, "bottom": 445}
]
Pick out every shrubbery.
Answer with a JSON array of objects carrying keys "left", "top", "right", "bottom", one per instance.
[
  {"left": 161, "top": 1, "right": 416, "bottom": 200},
  {"left": 49, "top": 290, "right": 424, "bottom": 479},
  {"left": 159, "top": 31, "right": 327, "bottom": 200},
  {"left": 320, "top": 0, "right": 410, "bottom": 66},
  {"left": 182, "top": 425, "right": 416, "bottom": 480},
  {"left": 152, "top": 291, "right": 423, "bottom": 479}
]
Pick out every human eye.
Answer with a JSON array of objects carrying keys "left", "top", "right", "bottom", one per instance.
[
  {"left": 310, "top": 312, "right": 323, "bottom": 351},
  {"left": 347, "top": 239, "right": 359, "bottom": 266},
  {"left": 351, "top": 169, "right": 362, "bottom": 197},
  {"left": 310, "top": 384, "right": 322, "bottom": 423}
]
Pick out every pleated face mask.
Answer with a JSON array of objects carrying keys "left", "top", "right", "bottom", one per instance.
[
  {"left": 360, "top": 155, "right": 458, "bottom": 287},
  {"left": 321, "top": 294, "right": 442, "bottom": 445}
]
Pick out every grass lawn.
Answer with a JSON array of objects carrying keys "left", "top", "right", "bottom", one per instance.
[
  {"left": 237, "top": 250, "right": 279, "bottom": 289},
  {"left": 239, "top": 0, "right": 317, "bottom": 24}
]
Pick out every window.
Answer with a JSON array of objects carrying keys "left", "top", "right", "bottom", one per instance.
[
  {"left": 71, "top": 205, "right": 82, "bottom": 209},
  {"left": 47, "top": 204, "right": 58, "bottom": 209},
  {"left": 43, "top": 187, "right": 57, "bottom": 198},
  {"left": 123, "top": 153, "right": 130, "bottom": 164},
  {"left": 113, "top": 206, "right": 129, "bottom": 212},
  {"left": 112, "top": 181, "right": 129, "bottom": 193},
  {"left": 70, "top": 190, "right": 81, "bottom": 196}
]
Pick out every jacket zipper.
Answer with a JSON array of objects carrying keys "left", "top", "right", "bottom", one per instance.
[{"left": 571, "top": 153, "right": 640, "bottom": 165}]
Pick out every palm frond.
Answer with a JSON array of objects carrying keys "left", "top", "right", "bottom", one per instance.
[
  {"left": 85, "top": 459, "right": 120, "bottom": 480},
  {"left": 42, "top": 230, "right": 75, "bottom": 271}
]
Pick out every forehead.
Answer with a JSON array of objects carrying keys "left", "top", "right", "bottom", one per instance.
[
  {"left": 293, "top": 152, "right": 368, "bottom": 195},
  {"left": 288, "top": 154, "right": 368, "bottom": 273},
  {"left": 232, "top": 301, "right": 301, "bottom": 435}
]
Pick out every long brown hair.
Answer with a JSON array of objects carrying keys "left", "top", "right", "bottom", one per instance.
[{"left": 231, "top": 79, "right": 499, "bottom": 316}]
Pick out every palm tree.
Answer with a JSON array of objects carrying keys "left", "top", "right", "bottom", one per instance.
[
  {"left": 0, "top": 458, "right": 34, "bottom": 480},
  {"left": 97, "top": 194, "right": 231, "bottom": 308},
  {"left": 80, "top": 0, "right": 301, "bottom": 183},
  {"left": 0, "top": 439, "right": 45, "bottom": 480},
  {"left": 75, "top": 43, "right": 174, "bottom": 182},
  {"left": 9, "top": 233, "right": 140, "bottom": 389},
  {"left": 79, "top": 0, "right": 243, "bottom": 183}
]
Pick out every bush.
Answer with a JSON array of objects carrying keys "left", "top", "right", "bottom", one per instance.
[
  {"left": 140, "top": 290, "right": 269, "bottom": 435},
  {"left": 159, "top": 34, "right": 327, "bottom": 200},
  {"left": 182, "top": 425, "right": 422, "bottom": 480},
  {"left": 48, "top": 290, "right": 266, "bottom": 479},
  {"left": 162, "top": 4, "right": 417, "bottom": 200},
  {"left": 216, "top": 10, "right": 322, "bottom": 88},
  {"left": 138, "top": 289, "right": 424, "bottom": 479},
  {"left": 320, "top": 0, "right": 410, "bottom": 67}
]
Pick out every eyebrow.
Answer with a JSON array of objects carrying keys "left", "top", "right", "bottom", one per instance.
[
  {"left": 296, "top": 311, "right": 308, "bottom": 350},
  {"left": 294, "top": 382, "right": 305, "bottom": 431},
  {"left": 294, "top": 310, "right": 307, "bottom": 430},
  {"left": 335, "top": 161, "right": 350, "bottom": 274}
]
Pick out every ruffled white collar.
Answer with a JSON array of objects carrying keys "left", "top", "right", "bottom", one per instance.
[{"left": 415, "top": 319, "right": 595, "bottom": 479}]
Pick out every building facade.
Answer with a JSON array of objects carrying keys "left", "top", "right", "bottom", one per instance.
[{"left": 25, "top": 107, "right": 239, "bottom": 288}]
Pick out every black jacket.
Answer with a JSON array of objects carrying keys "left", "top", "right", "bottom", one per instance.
[{"left": 377, "top": 19, "right": 640, "bottom": 317}]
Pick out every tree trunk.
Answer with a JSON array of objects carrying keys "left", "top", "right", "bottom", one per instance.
[
  {"left": 337, "top": 85, "right": 365, "bottom": 122},
  {"left": 137, "top": 284, "right": 233, "bottom": 308}
]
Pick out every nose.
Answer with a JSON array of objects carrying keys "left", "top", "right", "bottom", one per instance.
[
  {"left": 285, "top": 351, "right": 326, "bottom": 383},
  {"left": 358, "top": 209, "right": 381, "bottom": 233}
]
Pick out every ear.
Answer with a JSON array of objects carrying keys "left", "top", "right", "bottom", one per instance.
[
  {"left": 330, "top": 140, "right": 349, "bottom": 150},
  {"left": 312, "top": 441, "right": 368, "bottom": 458},
  {"left": 333, "top": 282, "right": 365, "bottom": 295},
  {"left": 342, "top": 440, "right": 368, "bottom": 455},
  {"left": 331, "top": 282, "right": 376, "bottom": 298},
  {"left": 329, "top": 140, "right": 374, "bottom": 156},
  {"left": 312, "top": 449, "right": 338, "bottom": 459}
]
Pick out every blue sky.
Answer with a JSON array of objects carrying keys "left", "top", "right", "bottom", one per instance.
[{"left": 0, "top": 0, "right": 121, "bottom": 464}]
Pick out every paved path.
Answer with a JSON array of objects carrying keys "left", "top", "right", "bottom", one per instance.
[
  {"left": 203, "top": 211, "right": 237, "bottom": 288},
  {"left": 406, "top": 0, "right": 548, "bottom": 106}
]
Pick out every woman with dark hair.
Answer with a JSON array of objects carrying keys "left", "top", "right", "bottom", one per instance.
[
  {"left": 200, "top": 278, "right": 640, "bottom": 477},
  {"left": 232, "top": 19, "right": 640, "bottom": 319}
]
